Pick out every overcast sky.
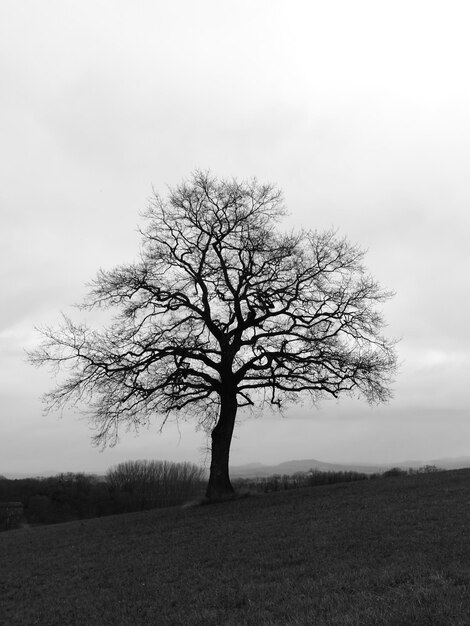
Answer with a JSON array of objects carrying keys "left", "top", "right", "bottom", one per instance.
[{"left": 1, "top": 1, "right": 469, "bottom": 476}]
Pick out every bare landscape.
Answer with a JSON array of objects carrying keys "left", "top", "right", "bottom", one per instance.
[
  {"left": 1, "top": 4, "right": 469, "bottom": 625},
  {"left": 2, "top": 469, "right": 470, "bottom": 625}
]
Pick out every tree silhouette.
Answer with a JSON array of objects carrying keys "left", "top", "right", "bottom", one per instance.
[{"left": 29, "top": 172, "right": 397, "bottom": 500}]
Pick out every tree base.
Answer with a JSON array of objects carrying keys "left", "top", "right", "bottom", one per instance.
[{"left": 200, "top": 489, "right": 251, "bottom": 505}]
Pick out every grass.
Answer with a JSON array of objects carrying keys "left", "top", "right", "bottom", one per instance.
[{"left": 1, "top": 469, "right": 470, "bottom": 625}]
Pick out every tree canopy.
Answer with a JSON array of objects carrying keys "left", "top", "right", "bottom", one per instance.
[{"left": 29, "top": 171, "right": 397, "bottom": 500}]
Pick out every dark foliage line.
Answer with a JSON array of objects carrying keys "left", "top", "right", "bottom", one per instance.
[
  {"left": 0, "top": 463, "right": 442, "bottom": 530},
  {"left": 0, "top": 460, "right": 205, "bottom": 529},
  {"left": 233, "top": 465, "right": 443, "bottom": 494},
  {"left": 233, "top": 469, "right": 369, "bottom": 493}
]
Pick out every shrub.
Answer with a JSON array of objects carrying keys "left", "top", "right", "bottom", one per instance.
[
  {"left": 0, "top": 502, "right": 24, "bottom": 531},
  {"left": 106, "top": 460, "right": 206, "bottom": 511},
  {"left": 418, "top": 464, "right": 440, "bottom": 473},
  {"left": 382, "top": 467, "right": 407, "bottom": 478},
  {"left": 27, "top": 495, "right": 53, "bottom": 525}
]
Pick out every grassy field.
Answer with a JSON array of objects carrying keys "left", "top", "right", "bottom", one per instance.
[{"left": 1, "top": 469, "right": 470, "bottom": 625}]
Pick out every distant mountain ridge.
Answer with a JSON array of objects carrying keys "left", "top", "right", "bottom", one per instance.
[
  {"left": 230, "top": 456, "right": 470, "bottom": 478},
  {"left": 3, "top": 456, "right": 470, "bottom": 480}
]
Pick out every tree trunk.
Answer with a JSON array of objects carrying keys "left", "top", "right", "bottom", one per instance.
[{"left": 205, "top": 390, "right": 238, "bottom": 501}]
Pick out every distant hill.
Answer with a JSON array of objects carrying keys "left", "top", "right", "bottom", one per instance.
[
  {"left": 230, "top": 459, "right": 385, "bottom": 478},
  {"left": 3, "top": 456, "right": 470, "bottom": 481},
  {"left": 426, "top": 456, "right": 470, "bottom": 470},
  {"left": 230, "top": 456, "right": 470, "bottom": 478}
]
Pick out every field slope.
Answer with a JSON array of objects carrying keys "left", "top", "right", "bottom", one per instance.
[{"left": 1, "top": 470, "right": 470, "bottom": 625}]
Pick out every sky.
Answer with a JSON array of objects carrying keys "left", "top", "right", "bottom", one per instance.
[{"left": 1, "top": 0, "right": 469, "bottom": 476}]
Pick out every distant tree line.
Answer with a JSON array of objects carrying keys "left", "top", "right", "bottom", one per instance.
[
  {"left": 234, "top": 465, "right": 443, "bottom": 494},
  {"left": 0, "top": 463, "right": 444, "bottom": 530},
  {"left": 381, "top": 465, "right": 441, "bottom": 478},
  {"left": 0, "top": 460, "right": 206, "bottom": 529},
  {"left": 234, "top": 469, "right": 370, "bottom": 493}
]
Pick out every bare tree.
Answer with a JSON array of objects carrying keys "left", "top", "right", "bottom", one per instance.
[
  {"left": 106, "top": 460, "right": 206, "bottom": 509},
  {"left": 29, "top": 171, "right": 397, "bottom": 501}
]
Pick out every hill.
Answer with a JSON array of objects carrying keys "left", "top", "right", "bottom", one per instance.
[
  {"left": 2, "top": 470, "right": 470, "bottom": 624},
  {"left": 3, "top": 456, "right": 470, "bottom": 481},
  {"left": 230, "top": 455, "right": 470, "bottom": 478},
  {"left": 230, "top": 458, "right": 385, "bottom": 477}
]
